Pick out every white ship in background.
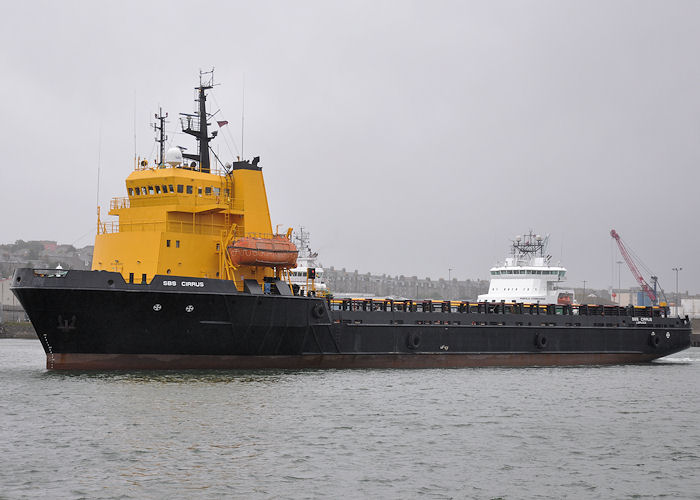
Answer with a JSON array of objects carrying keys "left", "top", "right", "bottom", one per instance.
[
  {"left": 289, "top": 228, "right": 329, "bottom": 296},
  {"left": 478, "top": 231, "right": 575, "bottom": 305}
]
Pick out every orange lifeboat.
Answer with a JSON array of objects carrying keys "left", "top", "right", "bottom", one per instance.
[
  {"left": 557, "top": 293, "right": 573, "bottom": 306},
  {"left": 227, "top": 236, "right": 298, "bottom": 268}
]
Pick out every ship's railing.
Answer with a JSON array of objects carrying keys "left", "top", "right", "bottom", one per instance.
[
  {"left": 240, "top": 232, "right": 291, "bottom": 240},
  {"left": 326, "top": 298, "right": 669, "bottom": 318},
  {"left": 111, "top": 197, "right": 130, "bottom": 210},
  {"left": 32, "top": 269, "right": 68, "bottom": 278},
  {"left": 98, "top": 219, "right": 232, "bottom": 236},
  {"left": 109, "top": 195, "right": 244, "bottom": 212},
  {"left": 133, "top": 158, "right": 228, "bottom": 176}
]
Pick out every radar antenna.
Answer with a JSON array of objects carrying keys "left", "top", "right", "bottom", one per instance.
[
  {"left": 180, "top": 68, "right": 219, "bottom": 173},
  {"left": 511, "top": 231, "right": 547, "bottom": 257}
]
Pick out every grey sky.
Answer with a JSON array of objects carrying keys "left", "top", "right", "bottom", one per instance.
[{"left": 1, "top": 0, "right": 698, "bottom": 293}]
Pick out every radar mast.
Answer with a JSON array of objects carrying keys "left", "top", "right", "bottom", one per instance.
[{"left": 180, "top": 68, "right": 217, "bottom": 173}]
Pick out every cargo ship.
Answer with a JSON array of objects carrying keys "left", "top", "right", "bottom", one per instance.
[{"left": 10, "top": 75, "right": 692, "bottom": 370}]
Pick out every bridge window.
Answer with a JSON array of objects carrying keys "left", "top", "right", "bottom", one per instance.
[
  {"left": 134, "top": 187, "right": 140, "bottom": 195},
  {"left": 169, "top": 185, "right": 174, "bottom": 193},
  {"left": 155, "top": 185, "right": 161, "bottom": 194},
  {"left": 186, "top": 186, "right": 193, "bottom": 194},
  {"left": 198, "top": 187, "right": 202, "bottom": 196},
  {"left": 205, "top": 187, "right": 212, "bottom": 195},
  {"left": 148, "top": 186, "right": 154, "bottom": 195},
  {"left": 128, "top": 188, "right": 133, "bottom": 196},
  {"left": 177, "top": 185, "right": 184, "bottom": 193},
  {"left": 162, "top": 185, "right": 167, "bottom": 193},
  {"left": 176, "top": 240, "right": 180, "bottom": 248},
  {"left": 166, "top": 240, "right": 171, "bottom": 247}
]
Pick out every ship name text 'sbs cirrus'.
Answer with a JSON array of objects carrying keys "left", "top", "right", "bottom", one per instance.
[{"left": 162, "top": 280, "right": 205, "bottom": 288}]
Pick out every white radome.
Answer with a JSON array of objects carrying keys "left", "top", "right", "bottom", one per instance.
[{"left": 165, "top": 147, "right": 183, "bottom": 166}]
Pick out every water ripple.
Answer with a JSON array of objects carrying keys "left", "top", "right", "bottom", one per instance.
[{"left": 1, "top": 339, "right": 698, "bottom": 499}]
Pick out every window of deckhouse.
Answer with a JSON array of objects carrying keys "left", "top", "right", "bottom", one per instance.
[
  {"left": 134, "top": 187, "right": 140, "bottom": 195},
  {"left": 128, "top": 188, "right": 134, "bottom": 196},
  {"left": 186, "top": 186, "right": 193, "bottom": 194},
  {"left": 177, "top": 185, "right": 184, "bottom": 193},
  {"left": 214, "top": 187, "right": 220, "bottom": 196},
  {"left": 198, "top": 187, "right": 202, "bottom": 196},
  {"left": 148, "top": 186, "right": 154, "bottom": 195},
  {"left": 162, "top": 185, "right": 168, "bottom": 193},
  {"left": 205, "top": 187, "right": 212, "bottom": 195},
  {"left": 155, "top": 186, "right": 161, "bottom": 194},
  {"left": 169, "top": 185, "right": 174, "bottom": 193}
]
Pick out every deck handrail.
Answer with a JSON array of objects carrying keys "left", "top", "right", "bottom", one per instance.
[
  {"left": 110, "top": 195, "right": 244, "bottom": 211},
  {"left": 99, "top": 219, "right": 233, "bottom": 236},
  {"left": 326, "top": 298, "right": 668, "bottom": 317}
]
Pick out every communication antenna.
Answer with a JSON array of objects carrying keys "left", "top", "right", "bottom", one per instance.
[
  {"left": 200, "top": 67, "right": 216, "bottom": 88},
  {"left": 96, "top": 123, "right": 102, "bottom": 208},
  {"left": 241, "top": 73, "right": 245, "bottom": 158},
  {"left": 96, "top": 123, "right": 102, "bottom": 235},
  {"left": 133, "top": 90, "right": 137, "bottom": 159}
]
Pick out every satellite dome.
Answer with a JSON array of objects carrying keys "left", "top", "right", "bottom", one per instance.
[{"left": 165, "top": 147, "right": 183, "bottom": 166}]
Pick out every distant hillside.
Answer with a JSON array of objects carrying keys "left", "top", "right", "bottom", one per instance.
[{"left": 0, "top": 240, "right": 93, "bottom": 278}]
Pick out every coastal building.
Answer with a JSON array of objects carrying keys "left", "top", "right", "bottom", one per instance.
[
  {"left": 0, "top": 277, "right": 26, "bottom": 322},
  {"left": 323, "top": 267, "right": 489, "bottom": 300}
]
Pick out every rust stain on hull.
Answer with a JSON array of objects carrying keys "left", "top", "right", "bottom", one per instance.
[{"left": 48, "top": 352, "right": 664, "bottom": 370}]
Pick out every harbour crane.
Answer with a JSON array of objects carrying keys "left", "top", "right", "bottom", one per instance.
[{"left": 610, "top": 229, "right": 663, "bottom": 305}]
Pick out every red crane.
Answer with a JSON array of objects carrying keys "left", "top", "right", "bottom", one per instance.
[{"left": 610, "top": 229, "right": 657, "bottom": 304}]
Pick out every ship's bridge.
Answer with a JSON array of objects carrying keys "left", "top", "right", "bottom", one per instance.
[
  {"left": 108, "top": 163, "right": 244, "bottom": 215},
  {"left": 93, "top": 156, "right": 274, "bottom": 286},
  {"left": 490, "top": 267, "right": 567, "bottom": 279}
]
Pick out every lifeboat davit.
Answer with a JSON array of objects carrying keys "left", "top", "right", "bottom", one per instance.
[{"left": 227, "top": 236, "right": 298, "bottom": 268}]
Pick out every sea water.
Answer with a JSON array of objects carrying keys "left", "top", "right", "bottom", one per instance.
[{"left": 1, "top": 339, "right": 699, "bottom": 499}]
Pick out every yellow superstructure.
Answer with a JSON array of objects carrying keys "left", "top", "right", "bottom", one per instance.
[{"left": 92, "top": 158, "right": 276, "bottom": 289}]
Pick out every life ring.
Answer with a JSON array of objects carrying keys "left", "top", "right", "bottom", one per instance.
[
  {"left": 407, "top": 332, "right": 421, "bottom": 350},
  {"left": 649, "top": 332, "right": 661, "bottom": 348},
  {"left": 535, "top": 333, "right": 547, "bottom": 349},
  {"left": 311, "top": 303, "right": 325, "bottom": 319}
]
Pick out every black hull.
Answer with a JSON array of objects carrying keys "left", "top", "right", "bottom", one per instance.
[{"left": 10, "top": 269, "right": 692, "bottom": 370}]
